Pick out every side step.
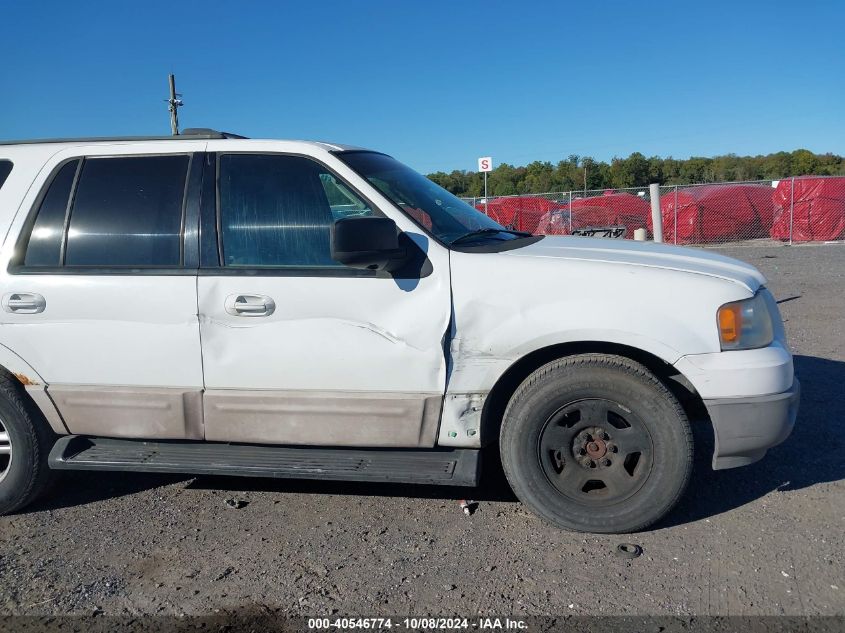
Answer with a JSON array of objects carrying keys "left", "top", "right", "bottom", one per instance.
[{"left": 48, "top": 436, "right": 481, "bottom": 487}]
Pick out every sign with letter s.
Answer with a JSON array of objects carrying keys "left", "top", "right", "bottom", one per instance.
[{"left": 478, "top": 157, "right": 493, "bottom": 172}]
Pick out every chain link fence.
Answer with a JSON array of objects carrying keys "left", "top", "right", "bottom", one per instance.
[{"left": 461, "top": 175, "right": 845, "bottom": 246}]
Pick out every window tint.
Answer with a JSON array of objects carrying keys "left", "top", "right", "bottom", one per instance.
[
  {"left": 0, "top": 160, "right": 11, "bottom": 189},
  {"left": 23, "top": 160, "right": 79, "bottom": 267},
  {"left": 219, "top": 154, "right": 373, "bottom": 267},
  {"left": 64, "top": 155, "right": 189, "bottom": 267}
]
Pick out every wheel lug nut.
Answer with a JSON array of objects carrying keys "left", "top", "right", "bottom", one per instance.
[
  {"left": 601, "top": 458, "right": 611, "bottom": 467},
  {"left": 578, "top": 448, "right": 586, "bottom": 455},
  {"left": 601, "top": 432, "right": 610, "bottom": 441}
]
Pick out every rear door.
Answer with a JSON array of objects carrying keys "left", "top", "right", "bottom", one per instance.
[
  {"left": 196, "top": 145, "right": 452, "bottom": 447},
  {"left": 0, "top": 143, "right": 206, "bottom": 439}
]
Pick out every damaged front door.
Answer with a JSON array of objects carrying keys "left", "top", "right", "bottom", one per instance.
[{"left": 197, "top": 151, "right": 451, "bottom": 447}]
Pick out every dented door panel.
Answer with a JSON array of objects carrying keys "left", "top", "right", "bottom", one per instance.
[
  {"left": 197, "top": 270, "right": 451, "bottom": 446},
  {"left": 199, "top": 275, "right": 449, "bottom": 393},
  {"left": 196, "top": 144, "right": 452, "bottom": 447}
]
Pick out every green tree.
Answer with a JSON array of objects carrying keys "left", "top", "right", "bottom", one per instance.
[
  {"left": 428, "top": 150, "right": 845, "bottom": 196},
  {"left": 609, "top": 153, "right": 650, "bottom": 188}
]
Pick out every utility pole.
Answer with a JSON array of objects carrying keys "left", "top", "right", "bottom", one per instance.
[
  {"left": 583, "top": 163, "right": 587, "bottom": 195},
  {"left": 166, "top": 74, "right": 183, "bottom": 136}
]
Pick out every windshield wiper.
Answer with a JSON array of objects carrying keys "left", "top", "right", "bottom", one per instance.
[{"left": 450, "top": 228, "right": 532, "bottom": 245}]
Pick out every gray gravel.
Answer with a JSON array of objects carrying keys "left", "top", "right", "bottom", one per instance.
[{"left": 0, "top": 243, "right": 843, "bottom": 617}]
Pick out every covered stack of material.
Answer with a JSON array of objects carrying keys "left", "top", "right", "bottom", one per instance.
[
  {"left": 770, "top": 177, "right": 845, "bottom": 242},
  {"left": 475, "top": 196, "right": 561, "bottom": 232},
  {"left": 648, "top": 184, "right": 775, "bottom": 244},
  {"left": 535, "top": 192, "right": 651, "bottom": 237}
]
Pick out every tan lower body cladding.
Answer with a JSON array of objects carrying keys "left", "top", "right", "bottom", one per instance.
[
  {"left": 203, "top": 390, "right": 441, "bottom": 447},
  {"left": 46, "top": 386, "right": 205, "bottom": 440},
  {"left": 44, "top": 386, "right": 442, "bottom": 448}
]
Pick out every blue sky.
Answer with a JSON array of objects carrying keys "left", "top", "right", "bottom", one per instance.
[{"left": 2, "top": 1, "right": 843, "bottom": 173}]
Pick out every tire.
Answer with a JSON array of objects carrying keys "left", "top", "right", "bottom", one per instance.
[
  {"left": 500, "top": 354, "right": 693, "bottom": 533},
  {"left": 0, "top": 376, "right": 56, "bottom": 516}
]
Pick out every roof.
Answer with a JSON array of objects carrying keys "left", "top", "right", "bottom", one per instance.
[
  {"left": 0, "top": 128, "right": 247, "bottom": 146},
  {"left": 0, "top": 130, "right": 371, "bottom": 158}
]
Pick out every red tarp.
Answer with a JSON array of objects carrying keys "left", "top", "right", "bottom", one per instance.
[
  {"left": 770, "top": 177, "right": 845, "bottom": 242},
  {"left": 648, "top": 184, "right": 775, "bottom": 244},
  {"left": 535, "top": 192, "right": 651, "bottom": 236},
  {"left": 475, "top": 196, "right": 562, "bottom": 232}
]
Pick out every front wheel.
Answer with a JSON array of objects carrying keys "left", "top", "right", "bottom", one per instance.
[{"left": 500, "top": 354, "right": 693, "bottom": 533}]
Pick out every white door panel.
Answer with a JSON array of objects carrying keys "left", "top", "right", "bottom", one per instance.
[
  {"left": 0, "top": 145, "right": 207, "bottom": 440},
  {"left": 195, "top": 149, "right": 452, "bottom": 447},
  {"left": 199, "top": 274, "right": 448, "bottom": 393},
  {"left": 0, "top": 275, "right": 202, "bottom": 387}
]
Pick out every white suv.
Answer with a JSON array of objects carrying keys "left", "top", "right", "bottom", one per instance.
[{"left": 0, "top": 130, "right": 799, "bottom": 533}]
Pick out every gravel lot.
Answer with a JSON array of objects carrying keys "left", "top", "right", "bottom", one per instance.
[{"left": 0, "top": 243, "right": 843, "bottom": 620}]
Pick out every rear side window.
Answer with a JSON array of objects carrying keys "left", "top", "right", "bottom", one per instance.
[
  {"left": 0, "top": 161, "right": 11, "bottom": 189},
  {"left": 19, "top": 155, "right": 190, "bottom": 269},
  {"left": 65, "top": 156, "right": 189, "bottom": 266},
  {"left": 24, "top": 160, "right": 79, "bottom": 267}
]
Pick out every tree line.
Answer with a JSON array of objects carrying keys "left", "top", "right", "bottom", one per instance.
[{"left": 427, "top": 149, "right": 845, "bottom": 197}]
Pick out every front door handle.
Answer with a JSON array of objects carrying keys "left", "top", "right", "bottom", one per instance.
[
  {"left": 224, "top": 294, "right": 276, "bottom": 317},
  {"left": 2, "top": 292, "right": 46, "bottom": 314}
]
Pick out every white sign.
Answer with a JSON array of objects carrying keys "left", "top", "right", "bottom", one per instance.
[{"left": 477, "top": 156, "right": 493, "bottom": 172}]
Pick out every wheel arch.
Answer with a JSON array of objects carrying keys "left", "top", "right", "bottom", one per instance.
[
  {"left": 480, "top": 341, "right": 708, "bottom": 446},
  {"left": 0, "top": 344, "right": 66, "bottom": 434},
  {"left": 0, "top": 342, "right": 46, "bottom": 388}
]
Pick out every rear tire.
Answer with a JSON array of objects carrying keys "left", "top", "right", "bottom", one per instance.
[
  {"left": 0, "top": 377, "right": 56, "bottom": 516},
  {"left": 500, "top": 354, "right": 693, "bottom": 533}
]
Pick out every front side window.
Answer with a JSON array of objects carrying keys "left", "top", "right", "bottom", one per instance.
[
  {"left": 337, "top": 152, "right": 529, "bottom": 246},
  {"left": 218, "top": 154, "right": 374, "bottom": 267},
  {"left": 64, "top": 155, "right": 189, "bottom": 266}
]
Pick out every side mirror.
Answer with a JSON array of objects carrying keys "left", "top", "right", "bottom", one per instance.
[{"left": 331, "top": 217, "right": 406, "bottom": 271}]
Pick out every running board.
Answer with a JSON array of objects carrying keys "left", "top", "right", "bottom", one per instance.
[{"left": 48, "top": 436, "right": 481, "bottom": 487}]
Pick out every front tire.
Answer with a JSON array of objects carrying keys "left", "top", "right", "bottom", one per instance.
[
  {"left": 500, "top": 354, "right": 693, "bottom": 533},
  {"left": 0, "top": 377, "right": 56, "bottom": 516}
]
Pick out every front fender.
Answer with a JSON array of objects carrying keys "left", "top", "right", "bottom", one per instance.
[{"left": 446, "top": 250, "right": 750, "bottom": 394}]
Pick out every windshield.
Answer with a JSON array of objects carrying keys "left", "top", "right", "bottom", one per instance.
[{"left": 338, "top": 152, "right": 530, "bottom": 245}]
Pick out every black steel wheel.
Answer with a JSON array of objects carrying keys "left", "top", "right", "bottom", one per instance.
[
  {"left": 539, "top": 398, "right": 653, "bottom": 506},
  {"left": 500, "top": 353, "right": 693, "bottom": 533}
]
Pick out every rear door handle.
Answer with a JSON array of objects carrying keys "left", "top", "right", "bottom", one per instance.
[
  {"left": 2, "top": 292, "right": 46, "bottom": 314},
  {"left": 224, "top": 294, "right": 276, "bottom": 317}
]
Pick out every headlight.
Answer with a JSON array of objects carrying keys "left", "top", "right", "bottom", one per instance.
[{"left": 717, "top": 292, "right": 774, "bottom": 351}]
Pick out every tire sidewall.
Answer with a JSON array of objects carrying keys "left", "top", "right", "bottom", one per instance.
[
  {"left": 501, "top": 358, "right": 692, "bottom": 533},
  {"left": 0, "top": 392, "right": 40, "bottom": 511}
]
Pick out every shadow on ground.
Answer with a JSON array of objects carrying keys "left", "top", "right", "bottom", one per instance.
[
  {"left": 21, "top": 355, "right": 843, "bottom": 529},
  {"left": 661, "top": 354, "right": 844, "bottom": 528}
]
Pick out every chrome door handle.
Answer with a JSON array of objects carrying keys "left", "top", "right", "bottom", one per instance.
[
  {"left": 2, "top": 292, "right": 46, "bottom": 314},
  {"left": 224, "top": 294, "right": 276, "bottom": 317}
]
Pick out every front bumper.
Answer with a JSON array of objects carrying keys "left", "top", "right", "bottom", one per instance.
[{"left": 705, "top": 379, "right": 800, "bottom": 470}]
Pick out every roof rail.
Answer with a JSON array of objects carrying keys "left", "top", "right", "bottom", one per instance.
[
  {"left": 0, "top": 128, "right": 248, "bottom": 146},
  {"left": 181, "top": 128, "right": 248, "bottom": 139}
]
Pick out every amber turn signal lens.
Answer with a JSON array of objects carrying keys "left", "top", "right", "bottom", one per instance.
[{"left": 718, "top": 304, "right": 741, "bottom": 343}]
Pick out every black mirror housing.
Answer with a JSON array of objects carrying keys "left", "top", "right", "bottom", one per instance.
[{"left": 331, "top": 217, "right": 406, "bottom": 271}]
